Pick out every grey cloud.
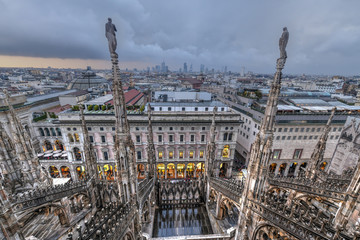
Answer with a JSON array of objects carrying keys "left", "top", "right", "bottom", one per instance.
[{"left": 0, "top": 0, "right": 359, "bottom": 74}]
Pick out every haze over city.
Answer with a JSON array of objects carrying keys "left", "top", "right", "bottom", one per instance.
[{"left": 0, "top": 0, "right": 360, "bottom": 75}]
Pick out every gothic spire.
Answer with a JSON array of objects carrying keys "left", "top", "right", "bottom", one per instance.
[
  {"left": 205, "top": 106, "right": 217, "bottom": 180},
  {"left": 306, "top": 107, "right": 336, "bottom": 180},
  {"left": 79, "top": 106, "right": 97, "bottom": 181},
  {"left": 237, "top": 27, "right": 289, "bottom": 239},
  {"left": 146, "top": 103, "right": 156, "bottom": 179}
]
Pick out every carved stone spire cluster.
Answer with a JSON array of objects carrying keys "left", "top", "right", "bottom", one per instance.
[
  {"left": 306, "top": 107, "right": 336, "bottom": 180},
  {"left": 237, "top": 27, "right": 289, "bottom": 239}
]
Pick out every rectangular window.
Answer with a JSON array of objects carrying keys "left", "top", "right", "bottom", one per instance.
[
  {"left": 200, "top": 150, "right": 204, "bottom": 158},
  {"left": 158, "top": 151, "right": 163, "bottom": 159},
  {"left": 182, "top": 107, "right": 185, "bottom": 111},
  {"left": 289, "top": 128, "right": 293, "bottom": 132},
  {"left": 228, "top": 133, "right": 233, "bottom": 141},
  {"left": 180, "top": 135, "right": 184, "bottom": 142},
  {"left": 295, "top": 128, "right": 299, "bottom": 132},
  {"left": 112, "top": 127, "right": 116, "bottom": 131},
  {"left": 284, "top": 128, "right": 288, "bottom": 132},
  {"left": 104, "top": 151, "right": 109, "bottom": 160},
  {"left": 101, "top": 136, "right": 106, "bottom": 143},
  {"left": 300, "top": 128, "right": 304, "bottom": 132},
  {"left": 333, "top": 127, "right": 336, "bottom": 132},
  {"left": 293, "top": 149, "right": 302, "bottom": 159},
  {"left": 189, "top": 151, "right": 194, "bottom": 158},
  {"left": 311, "top": 128, "right": 315, "bottom": 132},
  {"left": 273, "top": 150, "right": 281, "bottom": 159},
  {"left": 88, "top": 127, "right": 92, "bottom": 131},
  {"left": 317, "top": 128, "right": 321, "bottom": 132},
  {"left": 281, "top": 136, "right": 286, "bottom": 140},
  {"left": 255, "top": 124, "right": 257, "bottom": 128},
  {"left": 205, "top": 107, "right": 208, "bottom": 111},
  {"left": 190, "top": 135, "right": 195, "bottom": 142},
  {"left": 303, "top": 136, "right": 307, "bottom": 140},
  {"left": 287, "top": 136, "right": 291, "bottom": 140},
  {"left": 276, "top": 136, "right": 280, "bottom": 140},
  {"left": 314, "top": 136, "right": 318, "bottom": 140},
  {"left": 89, "top": 136, "right": 94, "bottom": 143},
  {"left": 169, "top": 151, "right": 173, "bottom": 159},
  {"left": 201, "top": 134, "right": 205, "bottom": 142},
  {"left": 158, "top": 135, "right": 162, "bottom": 143},
  {"left": 309, "top": 136, "right": 313, "bottom": 140},
  {"left": 100, "top": 127, "right": 104, "bottom": 131},
  {"left": 306, "top": 128, "right": 310, "bottom": 132},
  {"left": 292, "top": 136, "right": 296, "bottom": 140},
  {"left": 195, "top": 107, "right": 198, "bottom": 111},
  {"left": 169, "top": 135, "right": 173, "bottom": 142},
  {"left": 278, "top": 128, "right": 282, "bottom": 132},
  {"left": 179, "top": 151, "right": 184, "bottom": 159},
  {"left": 298, "top": 136, "right": 302, "bottom": 140},
  {"left": 168, "top": 107, "right": 171, "bottom": 111},
  {"left": 137, "top": 151, "right": 142, "bottom": 160},
  {"left": 136, "top": 135, "right": 141, "bottom": 143},
  {"left": 159, "top": 107, "right": 162, "bottom": 111},
  {"left": 113, "top": 135, "right": 116, "bottom": 142}
]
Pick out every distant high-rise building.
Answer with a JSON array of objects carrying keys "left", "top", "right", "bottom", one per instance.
[
  {"left": 241, "top": 67, "right": 245, "bottom": 77},
  {"left": 183, "top": 62, "right": 188, "bottom": 73},
  {"left": 189, "top": 64, "right": 193, "bottom": 73},
  {"left": 224, "top": 66, "right": 227, "bottom": 74},
  {"left": 147, "top": 67, "right": 150, "bottom": 73},
  {"left": 200, "top": 64, "right": 205, "bottom": 73},
  {"left": 161, "top": 61, "right": 166, "bottom": 73}
]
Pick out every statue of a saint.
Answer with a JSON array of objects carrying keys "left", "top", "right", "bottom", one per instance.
[
  {"left": 279, "top": 27, "right": 289, "bottom": 59},
  {"left": 105, "top": 18, "right": 117, "bottom": 55}
]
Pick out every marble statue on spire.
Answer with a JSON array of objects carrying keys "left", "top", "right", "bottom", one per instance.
[
  {"left": 279, "top": 27, "right": 289, "bottom": 59},
  {"left": 105, "top": 18, "right": 117, "bottom": 56}
]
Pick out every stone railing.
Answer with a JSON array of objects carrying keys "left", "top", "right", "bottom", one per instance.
[
  {"left": 10, "top": 181, "right": 88, "bottom": 211},
  {"left": 210, "top": 177, "right": 244, "bottom": 203},
  {"left": 268, "top": 175, "right": 348, "bottom": 201},
  {"left": 138, "top": 177, "right": 154, "bottom": 207},
  {"left": 249, "top": 196, "right": 356, "bottom": 240},
  {"left": 66, "top": 202, "right": 137, "bottom": 240}
]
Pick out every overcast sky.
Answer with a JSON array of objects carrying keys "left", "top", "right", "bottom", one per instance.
[{"left": 0, "top": 0, "right": 359, "bottom": 75}]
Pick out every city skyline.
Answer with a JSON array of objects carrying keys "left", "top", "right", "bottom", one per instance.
[{"left": 0, "top": 0, "right": 360, "bottom": 75}]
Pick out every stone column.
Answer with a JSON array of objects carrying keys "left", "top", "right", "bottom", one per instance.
[
  {"left": 274, "top": 164, "right": 280, "bottom": 176},
  {"left": 284, "top": 165, "right": 290, "bottom": 177},
  {"left": 215, "top": 194, "right": 222, "bottom": 219},
  {"left": 294, "top": 164, "right": 300, "bottom": 176}
]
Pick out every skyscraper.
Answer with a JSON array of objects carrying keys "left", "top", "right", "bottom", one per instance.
[
  {"left": 189, "top": 63, "right": 193, "bottom": 73},
  {"left": 183, "top": 62, "right": 188, "bottom": 73},
  {"left": 200, "top": 64, "right": 205, "bottom": 73}
]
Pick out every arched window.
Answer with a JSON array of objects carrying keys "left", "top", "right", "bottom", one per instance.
[
  {"left": 177, "top": 164, "right": 185, "bottom": 178},
  {"left": 55, "top": 140, "right": 64, "bottom": 151},
  {"left": 269, "top": 163, "right": 277, "bottom": 173},
  {"left": 44, "top": 140, "right": 52, "bottom": 151},
  {"left": 50, "top": 128, "right": 56, "bottom": 136},
  {"left": 157, "top": 164, "right": 165, "bottom": 179},
  {"left": 60, "top": 166, "right": 71, "bottom": 178},
  {"left": 73, "top": 147, "right": 82, "bottom": 161},
  {"left": 68, "top": 133, "right": 74, "bottom": 143},
  {"left": 137, "top": 164, "right": 145, "bottom": 179},
  {"left": 49, "top": 166, "right": 60, "bottom": 178},
  {"left": 44, "top": 128, "right": 50, "bottom": 136},
  {"left": 56, "top": 128, "right": 62, "bottom": 136},
  {"left": 74, "top": 133, "right": 80, "bottom": 142},
  {"left": 104, "top": 164, "right": 114, "bottom": 180},
  {"left": 196, "top": 163, "right": 204, "bottom": 178},
  {"left": 222, "top": 145, "right": 230, "bottom": 158},
  {"left": 186, "top": 163, "right": 195, "bottom": 178},
  {"left": 167, "top": 163, "right": 175, "bottom": 179},
  {"left": 228, "top": 133, "right": 233, "bottom": 141},
  {"left": 76, "top": 166, "right": 85, "bottom": 180},
  {"left": 39, "top": 128, "right": 45, "bottom": 136}
]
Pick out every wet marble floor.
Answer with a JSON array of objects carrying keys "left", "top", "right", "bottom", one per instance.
[{"left": 152, "top": 206, "right": 213, "bottom": 237}]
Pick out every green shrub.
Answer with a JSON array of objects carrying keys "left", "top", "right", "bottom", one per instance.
[
  {"left": 101, "top": 105, "right": 106, "bottom": 111},
  {"left": 87, "top": 105, "right": 93, "bottom": 111},
  {"left": 94, "top": 105, "right": 99, "bottom": 111}
]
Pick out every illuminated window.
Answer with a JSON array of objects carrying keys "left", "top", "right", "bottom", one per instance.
[
  {"left": 189, "top": 151, "right": 194, "bottom": 158},
  {"left": 158, "top": 151, "right": 163, "bottom": 159},
  {"left": 179, "top": 151, "right": 184, "bottom": 159},
  {"left": 169, "top": 151, "right": 173, "bottom": 159},
  {"left": 222, "top": 145, "right": 230, "bottom": 158},
  {"left": 200, "top": 150, "right": 204, "bottom": 158},
  {"left": 273, "top": 150, "right": 281, "bottom": 159}
]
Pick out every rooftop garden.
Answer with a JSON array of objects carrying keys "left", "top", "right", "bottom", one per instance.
[{"left": 71, "top": 104, "right": 145, "bottom": 114}]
